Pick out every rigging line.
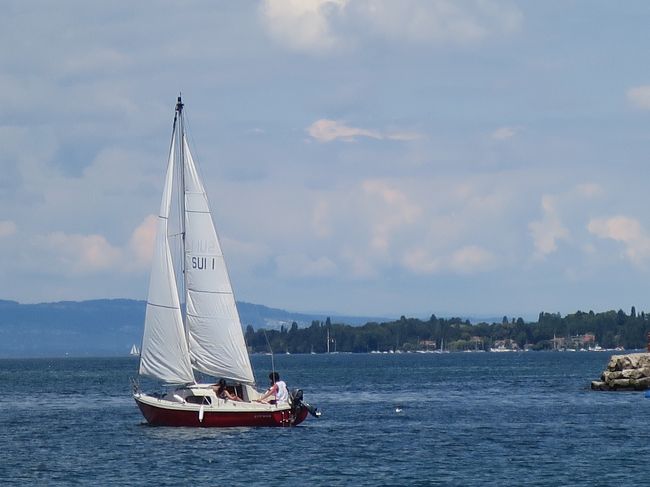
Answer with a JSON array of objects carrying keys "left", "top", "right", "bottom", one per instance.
[
  {"left": 147, "top": 302, "right": 181, "bottom": 311},
  {"left": 184, "top": 290, "right": 232, "bottom": 296},
  {"left": 263, "top": 330, "right": 276, "bottom": 381}
]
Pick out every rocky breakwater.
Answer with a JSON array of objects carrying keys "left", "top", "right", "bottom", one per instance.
[{"left": 591, "top": 353, "right": 650, "bottom": 391}]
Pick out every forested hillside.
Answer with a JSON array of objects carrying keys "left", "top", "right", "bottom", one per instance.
[{"left": 246, "top": 308, "right": 650, "bottom": 353}]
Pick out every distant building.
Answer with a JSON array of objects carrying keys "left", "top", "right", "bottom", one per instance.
[{"left": 419, "top": 339, "right": 437, "bottom": 349}]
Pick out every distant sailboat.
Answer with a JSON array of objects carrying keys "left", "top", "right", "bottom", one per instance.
[
  {"left": 129, "top": 344, "right": 140, "bottom": 356},
  {"left": 132, "top": 97, "right": 318, "bottom": 427},
  {"left": 434, "top": 338, "right": 450, "bottom": 354}
]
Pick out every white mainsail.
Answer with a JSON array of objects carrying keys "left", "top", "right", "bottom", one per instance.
[
  {"left": 138, "top": 99, "right": 254, "bottom": 386},
  {"left": 182, "top": 136, "right": 255, "bottom": 384},
  {"left": 139, "top": 136, "right": 195, "bottom": 385}
]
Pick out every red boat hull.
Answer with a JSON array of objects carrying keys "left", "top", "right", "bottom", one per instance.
[{"left": 135, "top": 396, "right": 309, "bottom": 427}]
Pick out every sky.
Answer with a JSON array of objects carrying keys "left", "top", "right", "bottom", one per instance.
[{"left": 2, "top": 1, "right": 650, "bottom": 319}]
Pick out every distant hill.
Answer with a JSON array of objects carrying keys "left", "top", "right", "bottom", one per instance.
[{"left": 0, "top": 299, "right": 387, "bottom": 358}]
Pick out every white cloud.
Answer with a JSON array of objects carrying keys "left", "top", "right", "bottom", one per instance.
[
  {"left": 402, "top": 245, "right": 496, "bottom": 275},
  {"left": 128, "top": 215, "right": 157, "bottom": 269},
  {"left": 402, "top": 248, "right": 441, "bottom": 274},
  {"left": 627, "top": 85, "right": 650, "bottom": 110},
  {"left": 24, "top": 217, "right": 158, "bottom": 278},
  {"left": 574, "top": 182, "right": 603, "bottom": 198},
  {"left": 491, "top": 126, "right": 517, "bottom": 140},
  {"left": 307, "top": 119, "right": 381, "bottom": 142},
  {"left": 39, "top": 232, "right": 122, "bottom": 275},
  {"left": 340, "top": 247, "right": 380, "bottom": 279},
  {"left": 320, "top": 178, "right": 507, "bottom": 279},
  {"left": 259, "top": 0, "right": 348, "bottom": 52},
  {"left": 307, "top": 119, "right": 422, "bottom": 142},
  {"left": 362, "top": 179, "right": 421, "bottom": 253},
  {"left": 0, "top": 220, "right": 17, "bottom": 238},
  {"left": 588, "top": 216, "right": 650, "bottom": 264},
  {"left": 62, "top": 47, "right": 130, "bottom": 76},
  {"left": 529, "top": 195, "right": 569, "bottom": 258},
  {"left": 275, "top": 253, "right": 338, "bottom": 278},
  {"left": 260, "top": 0, "right": 522, "bottom": 52},
  {"left": 355, "top": 0, "right": 522, "bottom": 45},
  {"left": 385, "top": 131, "right": 423, "bottom": 141},
  {"left": 312, "top": 200, "right": 332, "bottom": 238},
  {"left": 448, "top": 245, "right": 497, "bottom": 273}
]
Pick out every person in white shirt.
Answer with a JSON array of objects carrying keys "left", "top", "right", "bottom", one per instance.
[{"left": 256, "top": 372, "right": 289, "bottom": 404}]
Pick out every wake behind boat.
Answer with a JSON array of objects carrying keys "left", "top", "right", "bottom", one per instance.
[{"left": 133, "top": 96, "right": 317, "bottom": 427}]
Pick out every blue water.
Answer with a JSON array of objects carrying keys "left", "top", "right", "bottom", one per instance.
[{"left": 1, "top": 352, "right": 649, "bottom": 485}]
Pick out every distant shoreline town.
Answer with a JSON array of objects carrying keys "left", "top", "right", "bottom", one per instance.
[
  {"left": 0, "top": 299, "right": 648, "bottom": 357},
  {"left": 245, "top": 308, "right": 649, "bottom": 355}
]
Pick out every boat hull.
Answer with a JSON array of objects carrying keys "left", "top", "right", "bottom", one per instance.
[{"left": 134, "top": 395, "right": 309, "bottom": 427}]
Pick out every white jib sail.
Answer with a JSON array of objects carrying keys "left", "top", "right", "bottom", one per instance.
[
  {"left": 139, "top": 136, "right": 195, "bottom": 385},
  {"left": 182, "top": 136, "right": 255, "bottom": 384}
]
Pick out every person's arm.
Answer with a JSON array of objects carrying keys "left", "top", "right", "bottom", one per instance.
[
  {"left": 256, "top": 384, "right": 277, "bottom": 402},
  {"left": 225, "top": 390, "right": 241, "bottom": 401}
]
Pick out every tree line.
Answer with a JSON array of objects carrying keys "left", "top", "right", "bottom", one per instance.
[{"left": 244, "top": 307, "right": 650, "bottom": 353}]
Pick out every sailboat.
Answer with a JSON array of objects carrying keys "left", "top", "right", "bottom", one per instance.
[
  {"left": 129, "top": 344, "right": 140, "bottom": 356},
  {"left": 433, "top": 338, "right": 450, "bottom": 354},
  {"left": 133, "top": 96, "right": 317, "bottom": 427}
]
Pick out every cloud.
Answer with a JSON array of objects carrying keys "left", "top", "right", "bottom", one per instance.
[
  {"left": 355, "top": 0, "right": 522, "bottom": 45},
  {"left": 40, "top": 232, "right": 122, "bottom": 275},
  {"left": 275, "top": 253, "right": 338, "bottom": 278},
  {"left": 491, "top": 126, "right": 517, "bottom": 140},
  {"left": 402, "top": 245, "right": 496, "bottom": 275},
  {"left": 307, "top": 119, "right": 422, "bottom": 142},
  {"left": 0, "top": 220, "right": 17, "bottom": 238},
  {"left": 25, "top": 217, "right": 158, "bottom": 278},
  {"left": 220, "top": 237, "right": 272, "bottom": 275},
  {"left": 62, "top": 47, "right": 131, "bottom": 76},
  {"left": 312, "top": 200, "right": 332, "bottom": 238},
  {"left": 402, "top": 248, "right": 441, "bottom": 274},
  {"left": 574, "top": 182, "right": 603, "bottom": 198},
  {"left": 128, "top": 215, "right": 157, "bottom": 269},
  {"left": 448, "top": 245, "right": 497, "bottom": 273},
  {"left": 529, "top": 195, "right": 569, "bottom": 258},
  {"left": 259, "top": 0, "right": 348, "bottom": 52},
  {"left": 307, "top": 119, "right": 381, "bottom": 142},
  {"left": 588, "top": 216, "right": 650, "bottom": 264},
  {"left": 385, "top": 131, "right": 423, "bottom": 141},
  {"left": 362, "top": 179, "right": 421, "bottom": 253},
  {"left": 627, "top": 85, "right": 650, "bottom": 110},
  {"left": 305, "top": 176, "right": 521, "bottom": 281},
  {"left": 260, "top": 0, "right": 522, "bottom": 52}
]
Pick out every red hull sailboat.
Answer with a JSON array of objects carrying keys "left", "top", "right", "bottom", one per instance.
[
  {"left": 135, "top": 385, "right": 310, "bottom": 427},
  {"left": 133, "top": 97, "right": 317, "bottom": 427}
]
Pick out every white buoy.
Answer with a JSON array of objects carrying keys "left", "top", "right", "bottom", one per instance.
[
  {"left": 199, "top": 405, "right": 204, "bottom": 422},
  {"left": 395, "top": 407, "right": 403, "bottom": 413},
  {"left": 173, "top": 394, "right": 185, "bottom": 404}
]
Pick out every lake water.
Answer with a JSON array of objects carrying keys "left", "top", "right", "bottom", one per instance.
[{"left": 1, "top": 352, "right": 649, "bottom": 485}]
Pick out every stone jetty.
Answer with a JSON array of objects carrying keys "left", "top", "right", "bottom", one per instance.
[{"left": 591, "top": 353, "right": 650, "bottom": 391}]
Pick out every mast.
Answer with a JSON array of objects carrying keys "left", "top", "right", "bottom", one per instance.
[
  {"left": 176, "top": 95, "right": 186, "bottom": 296},
  {"left": 176, "top": 95, "right": 192, "bottom": 358}
]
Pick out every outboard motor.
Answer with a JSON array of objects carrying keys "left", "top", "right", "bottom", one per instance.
[{"left": 290, "top": 388, "right": 320, "bottom": 418}]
